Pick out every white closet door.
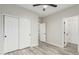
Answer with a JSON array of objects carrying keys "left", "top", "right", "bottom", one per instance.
[
  {"left": 69, "top": 16, "right": 78, "bottom": 44},
  {"left": 40, "top": 23, "right": 46, "bottom": 42},
  {"left": 19, "top": 18, "right": 31, "bottom": 49},
  {"left": 4, "top": 15, "right": 18, "bottom": 53}
]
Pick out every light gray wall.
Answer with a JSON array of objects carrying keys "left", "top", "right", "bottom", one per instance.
[
  {"left": 0, "top": 4, "right": 39, "bottom": 52},
  {"left": 43, "top": 5, "right": 79, "bottom": 47}
]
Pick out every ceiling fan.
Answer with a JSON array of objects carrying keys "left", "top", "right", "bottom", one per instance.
[{"left": 33, "top": 4, "right": 57, "bottom": 11}]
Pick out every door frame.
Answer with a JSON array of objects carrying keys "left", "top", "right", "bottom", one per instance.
[
  {"left": 62, "top": 18, "right": 66, "bottom": 48},
  {"left": 63, "top": 19, "right": 69, "bottom": 47},
  {"left": 62, "top": 18, "right": 69, "bottom": 48}
]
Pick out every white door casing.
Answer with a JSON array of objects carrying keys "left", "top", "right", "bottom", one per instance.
[
  {"left": 64, "top": 18, "right": 71, "bottom": 47},
  {"left": 0, "top": 15, "right": 3, "bottom": 54}
]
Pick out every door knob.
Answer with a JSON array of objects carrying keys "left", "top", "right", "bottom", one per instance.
[{"left": 4, "top": 36, "right": 7, "bottom": 38}]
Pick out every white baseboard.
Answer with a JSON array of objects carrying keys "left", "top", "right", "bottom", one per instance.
[
  {"left": 31, "top": 44, "right": 38, "bottom": 47},
  {"left": 46, "top": 42, "right": 64, "bottom": 48}
]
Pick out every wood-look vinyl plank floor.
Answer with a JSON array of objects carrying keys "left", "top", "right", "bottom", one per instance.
[{"left": 5, "top": 42, "right": 79, "bottom": 55}]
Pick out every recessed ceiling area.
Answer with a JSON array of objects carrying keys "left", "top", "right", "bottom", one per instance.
[{"left": 18, "top": 4, "right": 75, "bottom": 17}]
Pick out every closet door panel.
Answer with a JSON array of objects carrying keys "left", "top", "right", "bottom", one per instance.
[
  {"left": 4, "top": 15, "right": 18, "bottom": 53},
  {"left": 19, "top": 18, "right": 31, "bottom": 49}
]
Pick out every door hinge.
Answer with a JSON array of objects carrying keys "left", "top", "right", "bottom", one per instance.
[{"left": 64, "top": 22, "right": 65, "bottom": 24}]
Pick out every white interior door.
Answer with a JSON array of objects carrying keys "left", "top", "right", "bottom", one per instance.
[
  {"left": 40, "top": 23, "right": 46, "bottom": 42},
  {"left": 69, "top": 16, "right": 78, "bottom": 44},
  {"left": 19, "top": 18, "right": 31, "bottom": 49},
  {"left": 4, "top": 15, "right": 18, "bottom": 53}
]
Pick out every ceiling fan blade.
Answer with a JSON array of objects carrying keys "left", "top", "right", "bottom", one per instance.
[
  {"left": 33, "top": 4, "right": 57, "bottom": 7},
  {"left": 33, "top": 4, "right": 41, "bottom": 7},
  {"left": 48, "top": 4, "right": 57, "bottom": 7}
]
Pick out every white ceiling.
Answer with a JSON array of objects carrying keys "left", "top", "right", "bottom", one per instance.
[{"left": 18, "top": 4, "right": 75, "bottom": 17}]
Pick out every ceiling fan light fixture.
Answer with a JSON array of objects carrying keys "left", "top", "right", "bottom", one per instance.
[
  {"left": 43, "top": 8, "right": 45, "bottom": 11},
  {"left": 33, "top": 4, "right": 57, "bottom": 11},
  {"left": 43, "top": 5, "right": 48, "bottom": 8}
]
